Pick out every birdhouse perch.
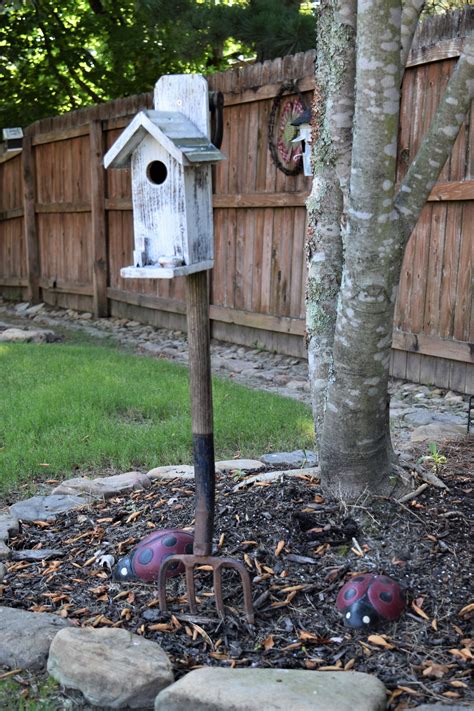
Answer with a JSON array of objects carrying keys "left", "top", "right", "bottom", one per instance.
[{"left": 104, "top": 75, "right": 224, "bottom": 279}]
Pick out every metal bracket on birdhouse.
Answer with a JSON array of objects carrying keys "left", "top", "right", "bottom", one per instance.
[
  {"left": 104, "top": 75, "right": 225, "bottom": 279},
  {"left": 209, "top": 91, "right": 224, "bottom": 150}
]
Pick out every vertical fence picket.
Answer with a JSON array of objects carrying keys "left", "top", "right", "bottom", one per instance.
[{"left": 90, "top": 119, "right": 109, "bottom": 317}]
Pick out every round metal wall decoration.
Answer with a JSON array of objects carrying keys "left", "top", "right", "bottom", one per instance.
[{"left": 268, "top": 81, "right": 307, "bottom": 176}]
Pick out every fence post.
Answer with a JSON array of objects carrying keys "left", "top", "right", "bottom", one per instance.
[
  {"left": 22, "top": 133, "right": 40, "bottom": 303},
  {"left": 90, "top": 119, "right": 109, "bottom": 317}
]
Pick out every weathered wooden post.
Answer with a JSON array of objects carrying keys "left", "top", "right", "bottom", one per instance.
[{"left": 104, "top": 75, "right": 254, "bottom": 622}]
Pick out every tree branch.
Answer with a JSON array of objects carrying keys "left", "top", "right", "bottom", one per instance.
[
  {"left": 395, "top": 33, "right": 474, "bottom": 246},
  {"left": 400, "top": 0, "right": 425, "bottom": 73},
  {"left": 305, "top": 0, "right": 355, "bottom": 444},
  {"left": 325, "top": 0, "right": 356, "bottom": 199},
  {"left": 348, "top": 0, "right": 401, "bottom": 247}
]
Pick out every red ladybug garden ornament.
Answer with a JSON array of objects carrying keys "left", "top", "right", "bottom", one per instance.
[
  {"left": 336, "top": 573, "right": 406, "bottom": 628},
  {"left": 113, "top": 529, "right": 194, "bottom": 583}
]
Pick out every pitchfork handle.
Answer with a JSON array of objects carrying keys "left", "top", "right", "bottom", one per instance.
[{"left": 186, "top": 270, "right": 215, "bottom": 557}]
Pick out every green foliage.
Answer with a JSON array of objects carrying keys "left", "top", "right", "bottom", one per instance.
[
  {"left": 420, "top": 441, "right": 448, "bottom": 474},
  {"left": 0, "top": 341, "right": 314, "bottom": 493},
  {"left": 423, "top": 0, "right": 469, "bottom": 15},
  {"left": 0, "top": 674, "right": 61, "bottom": 711},
  {"left": 230, "top": 0, "right": 315, "bottom": 62},
  {"left": 0, "top": 0, "right": 314, "bottom": 128}
]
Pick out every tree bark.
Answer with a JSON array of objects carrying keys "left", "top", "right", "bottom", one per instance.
[
  {"left": 306, "top": 0, "right": 355, "bottom": 444},
  {"left": 312, "top": 3, "right": 474, "bottom": 500}
]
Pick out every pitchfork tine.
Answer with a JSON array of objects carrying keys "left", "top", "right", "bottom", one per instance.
[
  {"left": 213, "top": 567, "right": 225, "bottom": 618},
  {"left": 185, "top": 563, "right": 198, "bottom": 614}
]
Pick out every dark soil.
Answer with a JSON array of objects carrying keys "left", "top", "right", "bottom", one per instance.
[{"left": 1, "top": 437, "right": 473, "bottom": 710}]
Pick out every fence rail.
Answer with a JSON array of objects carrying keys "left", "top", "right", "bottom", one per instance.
[{"left": 0, "top": 9, "right": 473, "bottom": 393}]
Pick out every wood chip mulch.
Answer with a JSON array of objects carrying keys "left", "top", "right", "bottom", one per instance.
[{"left": 1, "top": 437, "right": 473, "bottom": 710}]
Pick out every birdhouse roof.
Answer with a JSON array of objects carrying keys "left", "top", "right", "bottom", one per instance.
[{"left": 104, "top": 110, "right": 224, "bottom": 169}]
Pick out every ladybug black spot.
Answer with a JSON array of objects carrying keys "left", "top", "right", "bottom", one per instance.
[
  {"left": 344, "top": 587, "right": 357, "bottom": 601},
  {"left": 380, "top": 591, "right": 393, "bottom": 603},
  {"left": 185, "top": 543, "right": 193, "bottom": 554},
  {"left": 163, "top": 535, "right": 177, "bottom": 547},
  {"left": 167, "top": 561, "right": 179, "bottom": 571},
  {"left": 138, "top": 548, "right": 153, "bottom": 565}
]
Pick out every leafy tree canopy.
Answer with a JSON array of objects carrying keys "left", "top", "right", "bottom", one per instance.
[{"left": 0, "top": 0, "right": 315, "bottom": 127}]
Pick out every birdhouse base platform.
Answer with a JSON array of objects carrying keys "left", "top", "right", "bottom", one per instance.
[{"left": 120, "top": 260, "right": 214, "bottom": 280}]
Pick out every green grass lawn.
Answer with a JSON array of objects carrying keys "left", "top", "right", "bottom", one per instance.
[{"left": 0, "top": 341, "right": 314, "bottom": 494}]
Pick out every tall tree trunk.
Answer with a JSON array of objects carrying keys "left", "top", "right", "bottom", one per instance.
[
  {"left": 320, "top": 0, "right": 402, "bottom": 498},
  {"left": 309, "top": 3, "right": 474, "bottom": 500}
]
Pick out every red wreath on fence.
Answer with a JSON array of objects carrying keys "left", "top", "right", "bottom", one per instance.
[{"left": 268, "top": 81, "right": 307, "bottom": 176}]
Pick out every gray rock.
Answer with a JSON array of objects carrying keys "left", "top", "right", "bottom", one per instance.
[
  {"left": 260, "top": 450, "right": 318, "bottom": 468},
  {"left": 0, "top": 541, "right": 11, "bottom": 561},
  {"left": 215, "top": 459, "right": 264, "bottom": 474},
  {"left": 404, "top": 410, "right": 466, "bottom": 427},
  {"left": 241, "top": 368, "right": 260, "bottom": 378},
  {"left": 139, "top": 342, "right": 165, "bottom": 356},
  {"left": 0, "top": 562, "right": 6, "bottom": 582},
  {"left": 286, "top": 380, "right": 306, "bottom": 390},
  {"left": 0, "top": 606, "right": 70, "bottom": 670},
  {"left": 154, "top": 668, "right": 387, "bottom": 711},
  {"left": 25, "top": 303, "right": 45, "bottom": 316},
  {"left": 146, "top": 465, "right": 195, "bottom": 481},
  {"left": 47, "top": 627, "right": 174, "bottom": 709},
  {"left": 12, "top": 548, "right": 64, "bottom": 562},
  {"left": 52, "top": 471, "right": 151, "bottom": 498},
  {"left": 412, "top": 706, "right": 473, "bottom": 711},
  {"left": 0, "top": 512, "right": 19, "bottom": 541},
  {"left": 0, "top": 327, "right": 57, "bottom": 343},
  {"left": 232, "top": 466, "right": 320, "bottom": 491},
  {"left": 444, "top": 390, "right": 464, "bottom": 402},
  {"left": 410, "top": 423, "right": 466, "bottom": 444},
  {"left": 213, "top": 357, "right": 253, "bottom": 374},
  {"left": 10, "top": 494, "right": 87, "bottom": 522},
  {"left": 14, "top": 302, "right": 30, "bottom": 313}
]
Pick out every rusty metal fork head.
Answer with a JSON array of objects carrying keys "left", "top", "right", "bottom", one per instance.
[{"left": 157, "top": 553, "right": 255, "bottom": 624}]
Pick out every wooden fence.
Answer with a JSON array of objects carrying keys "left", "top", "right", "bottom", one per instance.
[{"left": 0, "top": 10, "right": 472, "bottom": 393}]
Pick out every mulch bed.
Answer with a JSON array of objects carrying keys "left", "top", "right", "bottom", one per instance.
[{"left": 1, "top": 437, "right": 473, "bottom": 710}]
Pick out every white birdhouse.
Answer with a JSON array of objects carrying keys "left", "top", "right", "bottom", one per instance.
[{"left": 104, "top": 75, "right": 224, "bottom": 278}]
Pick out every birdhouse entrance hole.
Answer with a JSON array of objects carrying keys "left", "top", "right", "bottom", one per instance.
[{"left": 146, "top": 160, "right": 168, "bottom": 185}]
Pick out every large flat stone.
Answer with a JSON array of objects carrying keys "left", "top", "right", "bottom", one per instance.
[
  {"left": 260, "top": 450, "right": 318, "bottom": 468},
  {"left": 52, "top": 471, "right": 151, "bottom": 498},
  {"left": 10, "top": 494, "right": 87, "bottom": 522},
  {"left": 410, "top": 423, "right": 466, "bottom": 444},
  {"left": 146, "top": 465, "right": 195, "bottom": 481},
  {"left": 47, "top": 627, "right": 174, "bottom": 709},
  {"left": 154, "top": 668, "right": 387, "bottom": 711},
  {"left": 0, "top": 541, "right": 11, "bottom": 560},
  {"left": 215, "top": 459, "right": 264, "bottom": 474},
  {"left": 0, "top": 607, "right": 70, "bottom": 671}
]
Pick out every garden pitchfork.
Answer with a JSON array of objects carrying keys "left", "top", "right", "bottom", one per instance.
[{"left": 157, "top": 271, "right": 255, "bottom": 624}]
